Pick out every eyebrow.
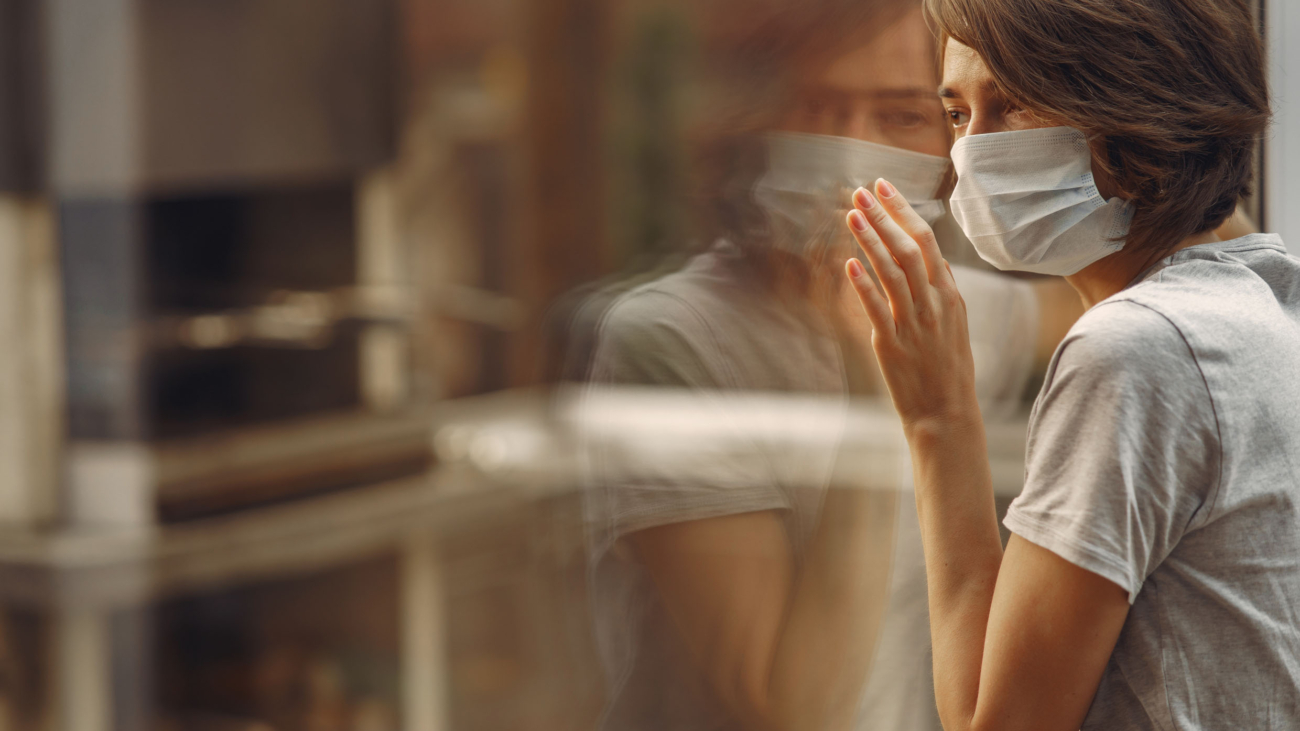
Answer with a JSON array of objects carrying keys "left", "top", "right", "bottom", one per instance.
[
  {"left": 810, "top": 84, "right": 940, "bottom": 101},
  {"left": 939, "top": 79, "right": 1001, "bottom": 100},
  {"left": 871, "top": 87, "right": 942, "bottom": 101}
]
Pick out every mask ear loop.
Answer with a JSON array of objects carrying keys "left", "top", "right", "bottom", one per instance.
[{"left": 1078, "top": 133, "right": 1134, "bottom": 250}]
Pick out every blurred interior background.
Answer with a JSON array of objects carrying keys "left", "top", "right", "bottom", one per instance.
[{"left": 0, "top": 0, "right": 1294, "bottom": 730}]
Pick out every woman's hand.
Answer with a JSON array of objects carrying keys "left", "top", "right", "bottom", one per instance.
[{"left": 843, "top": 180, "right": 980, "bottom": 434}]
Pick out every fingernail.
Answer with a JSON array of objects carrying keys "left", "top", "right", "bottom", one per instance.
[
  {"left": 848, "top": 209, "right": 868, "bottom": 232},
  {"left": 853, "top": 187, "right": 876, "bottom": 210},
  {"left": 847, "top": 258, "right": 864, "bottom": 278},
  {"left": 877, "top": 179, "right": 897, "bottom": 198}
]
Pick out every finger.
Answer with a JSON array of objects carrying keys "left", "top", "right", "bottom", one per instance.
[
  {"left": 875, "top": 178, "right": 957, "bottom": 290},
  {"left": 847, "top": 207, "right": 916, "bottom": 323},
  {"left": 853, "top": 186, "right": 934, "bottom": 313},
  {"left": 845, "top": 257, "right": 894, "bottom": 336}
]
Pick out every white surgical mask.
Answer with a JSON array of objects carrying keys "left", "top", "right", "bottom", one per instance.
[
  {"left": 755, "top": 132, "right": 952, "bottom": 248},
  {"left": 949, "top": 126, "right": 1134, "bottom": 276}
]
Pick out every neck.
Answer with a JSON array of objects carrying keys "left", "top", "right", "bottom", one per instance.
[{"left": 1065, "top": 229, "right": 1222, "bottom": 308}]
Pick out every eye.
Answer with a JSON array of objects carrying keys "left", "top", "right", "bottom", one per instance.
[
  {"left": 945, "top": 108, "right": 970, "bottom": 129},
  {"left": 880, "top": 109, "right": 930, "bottom": 130}
]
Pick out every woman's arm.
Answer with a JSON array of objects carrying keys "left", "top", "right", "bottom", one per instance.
[
  {"left": 842, "top": 180, "right": 1129, "bottom": 731},
  {"left": 632, "top": 483, "right": 899, "bottom": 731}
]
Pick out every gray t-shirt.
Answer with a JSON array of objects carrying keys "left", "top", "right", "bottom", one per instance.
[
  {"left": 584, "top": 244, "right": 847, "bottom": 731},
  {"left": 1005, "top": 234, "right": 1300, "bottom": 729},
  {"left": 583, "top": 242, "right": 1039, "bottom": 731}
]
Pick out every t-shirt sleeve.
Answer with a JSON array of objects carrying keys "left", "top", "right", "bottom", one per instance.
[
  {"left": 582, "top": 289, "right": 791, "bottom": 543},
  {"left": 588, "top": 289, "right": 723, "bottom": 389},
  {"left": 1003, "top": 300, "right": 1221, "bottom": 603}
]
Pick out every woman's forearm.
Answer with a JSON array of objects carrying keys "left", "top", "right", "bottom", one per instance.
[
  {"left": 634, "top": 481, "right": 900, "bottom": 731},
  {"left": 906, "top": 416, "right": 1004, "bottom": 731},
  {"left": 765, "top": 484, "right": 900, "bottom": 731}
]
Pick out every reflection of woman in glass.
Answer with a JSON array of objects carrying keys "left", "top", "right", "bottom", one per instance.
[
  {"left": 584, "top": 3, "right": 1047, "bottom": 731},
  {"left": 842, "top": 1, "right": 1299, "bottom": 729}
]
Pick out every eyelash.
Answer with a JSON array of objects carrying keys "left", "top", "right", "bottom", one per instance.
[{"left": 946, "top": 108, "right": 970, "bottom": 128}]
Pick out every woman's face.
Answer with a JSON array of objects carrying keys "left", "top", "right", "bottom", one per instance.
[
  {"left": 779, "top": 10, "right": 950, "bottom": 157},
  {"left": 938, "top": 39, "right": 1048, "bottom": 139},
  {"left": 939, "top": 38, "right": 1120, "bottom": 197}
]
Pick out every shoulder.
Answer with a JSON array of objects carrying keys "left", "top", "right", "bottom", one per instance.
[
  {"left": 1116, "top": 235, "right": 1300, "bottom": 329},
  {"left": 1034, "top": 297, "right": 1216, "bottom": 447},
  {"left": 599, "top": 248, "right": 750, "bottom": 342},
  {"left": 593, "top": 274, "right": 733, "bottom": 389},
  {"left": 596, "top": 246, "right": 769, "bottom": 365},
  {"left": 1051, "top": 298, "right": 1193, "bottom": 380},
  {"left": 599, "top": 281, "right": 716, "bottom": 359}
]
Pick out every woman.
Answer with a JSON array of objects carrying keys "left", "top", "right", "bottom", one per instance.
[
  {"left": 842, "top": 1, "right": 1300, "bottom": 729},
  {"left": 582, "top": 3, "right": 1053, "bottom": 731}
]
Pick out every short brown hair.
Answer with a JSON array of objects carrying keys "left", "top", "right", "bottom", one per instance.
[{"left": 924, "top": 0, "right": 1270, "bottom": 255}]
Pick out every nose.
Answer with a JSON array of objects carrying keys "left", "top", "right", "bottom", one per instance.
[
  {"left": 966, "top": 112, "right": 1003, "bottom": 136},
  {"left": 842, "top": 112, "right": 869, "bottom": 140},
  {"left": 841, "top": 105, "right": 887, "bottom": 145}
]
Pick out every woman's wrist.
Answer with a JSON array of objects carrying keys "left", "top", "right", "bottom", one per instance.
[
  {"left": 902, "top": 407, "right": 991, "bottom": 496},
  {"left": 901, "top": 400, "right": 985, "bottom": 449}
]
